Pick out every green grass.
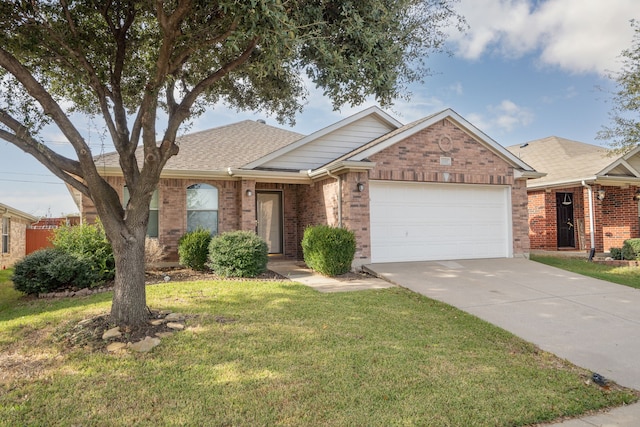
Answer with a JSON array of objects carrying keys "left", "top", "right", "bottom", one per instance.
[
  {"left": 0, "top": 272, "right": 636, "bottom": 426},
  {"left": 531, "top": 255, "right": 640, "bottom": 289}
]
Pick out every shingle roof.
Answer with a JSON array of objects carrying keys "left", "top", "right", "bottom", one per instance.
[
  {"left": 506, "top": 136, "right": 614, "bottom": 185},
  {"left": 95, "top": 120, "right": 304, "bottom": 172}
]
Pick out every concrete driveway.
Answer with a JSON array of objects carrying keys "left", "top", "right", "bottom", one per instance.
[{"left": 366, "top": 258, "right": 640, "bottom": 390}]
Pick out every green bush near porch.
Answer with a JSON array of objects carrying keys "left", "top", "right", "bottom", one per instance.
[
  {"left": 301, "top": 225, "right": 356, "bottom": 276},
  {"left": 178, "top": 228, "right": 212, "bottom": 271},
  {"left": 208, "top": 230, "right": 268, "bottom": 277},
  {"left": 622, "top": 238, "right": 640, "bottom": 260}
]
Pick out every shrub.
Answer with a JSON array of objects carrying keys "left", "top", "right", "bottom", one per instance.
[
  {"left": 622, "top": 238, "right": 640, "bottom": 260},
  {"left": 610, "top": 247, "right": 623, "bottom": 260},
  {"left": 208, "top": 231, "right": 268, "bottom": 278},
  {"left": 145, "top": 237, "right": 166, "bottom": 265},
  {"left": 51, "top": 221, "right": 115, "bottom": 283},
  {"left": 178, "top": 228, "right": 212, "bottom": 271},
  {"left": 301, "top": 225, "right": 356, "bottom": 276},
  {"left": 12, "top": 248, "right": 99, "bottom": 294}
]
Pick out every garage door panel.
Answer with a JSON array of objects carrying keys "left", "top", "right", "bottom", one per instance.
[{"left": 370, "top": 182, "right": 512, "bottom": 263}]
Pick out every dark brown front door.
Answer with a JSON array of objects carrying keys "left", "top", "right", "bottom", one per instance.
[
  {"left": 556, "top": 192, "right": 575, "bottom": 248},
  {"left": 256, "top": 191, "right": 283, "bottom": 254}
]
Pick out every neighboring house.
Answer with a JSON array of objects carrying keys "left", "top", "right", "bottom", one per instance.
[
  {"left": 71, "top": 106, "right": 542, "bottom": 267},
  {"left": 507, "top": 136, "right": 640, "bottom": 254},
  {"left": 0, "top": 202, "right": 38, "bottom": 268}
]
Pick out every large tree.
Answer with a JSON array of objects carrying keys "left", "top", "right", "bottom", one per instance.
[
  {"left": 598, "top": 20, "right": 640, "bottom": 153},
  {"left": 0, "top": 0, "right": 462, "bottom": 327}
]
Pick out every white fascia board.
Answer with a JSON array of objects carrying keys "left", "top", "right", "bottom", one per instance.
[
  {"left": 514, "top": 170, "right": 546, "bottom": 180},
  {"left": 348, "top": 108, "right": 536, "bottom": 172},
  {"left": 307, "top": 160, "right": 377, "bottom": 179},
  {"left": 99, "top": 166, "right": 311, "bottom": 184},
  {"left": 526, "top": 175, "right": 640, "bottom": 190},
  {"left": 243, "top": 106, "right": 403, "bottom": 169}
]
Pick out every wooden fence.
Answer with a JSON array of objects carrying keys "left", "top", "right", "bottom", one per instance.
[{"left": 25, "top": 228, "right": 55, "bottom": 255}]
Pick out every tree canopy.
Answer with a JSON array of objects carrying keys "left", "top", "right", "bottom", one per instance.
[
  {"left": 0, "top": 0, "right": 463, "bottom": 326},
  {"left": 598, "top": 20, "right": 640, "bottom": 153}
]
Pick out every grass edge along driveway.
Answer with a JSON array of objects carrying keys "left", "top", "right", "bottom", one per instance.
[{"left": 0, "top": 269, "right": 637, "bottom": 426}]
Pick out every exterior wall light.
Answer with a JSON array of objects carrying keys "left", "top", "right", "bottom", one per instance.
[
  {"left": 356, "top": 183, "right": 365, "bottom": 192},
  {"left": 634, "top": 190, "right": 640, "bottom": 201},
  {"left": 597, "top": 189, "right": 606, "bottom": 201},
  {"left": 246, "top": 189, "right": 253, "bottom": 197}
]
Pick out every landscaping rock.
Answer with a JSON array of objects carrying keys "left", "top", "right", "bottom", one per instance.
[
  {"left": 106, "top": 342, "right": 127, "bottom": 352},
  {"left": 166, "top": 322, "right": 185, "bottom": 331},
  {"left": 149, "top": 319, "right": 164, "bottom": 326},
  {"left": 102, "top": 327, "right": 122, "bottom": 340},
  {"left": 164, "top": 313, "right": 185, "bottom": 322},
  {"left": 129, "top": 336, "right": 161, "bottom": 353}
]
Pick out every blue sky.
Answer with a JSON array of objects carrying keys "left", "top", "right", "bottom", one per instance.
[{"left": 0, "top": 0, "right": 638, "bottom": 217}]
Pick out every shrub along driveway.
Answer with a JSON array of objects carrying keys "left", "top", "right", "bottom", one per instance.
[{"left": 366, "top": 258, "right": 640, "bottom": 390}]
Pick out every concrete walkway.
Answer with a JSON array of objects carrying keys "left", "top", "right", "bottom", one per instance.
[
  {"left": 268, "top": 260, "right": 394, "bottom": 292},
  {"left": 365, "top": 258, "right": 640, "bottom": 427}
]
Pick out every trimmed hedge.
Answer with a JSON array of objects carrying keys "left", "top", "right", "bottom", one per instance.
[
  {"left": 301, "top": 225, "right": 355, "bottom": 276},
  {"left": 178, "top": 228, "right": 212, "bottom": 271},
  {"left": 208, "top": 231, "right": 268, "bottom": 278},
  {"left": 12, "top": 248, "right": 100, "bottom": 295}
]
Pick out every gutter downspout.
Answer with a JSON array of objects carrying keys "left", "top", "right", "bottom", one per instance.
[
  {"left": 325, "top": 170, "right": 342, "bottom": 227},
  {"left": 582, "top": 181, "right": 596, "bottom": 260}
]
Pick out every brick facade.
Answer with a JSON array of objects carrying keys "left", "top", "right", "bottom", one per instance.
[
  {"left": 526, "top": 185, "right": 639, "bottom": 253},
  {"left": 80, "top": 117, "right": 532, "bottom": 266}
]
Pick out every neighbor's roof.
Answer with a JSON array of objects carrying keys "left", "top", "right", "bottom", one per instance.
[
  {"left": 506, "top": 136, "right": 638, "bottom": 188},
  {"left": 95, "top": 120, "right": 304, "bottom": 173},
  {"left": 0, "top": 202, "right": 38, "bottom": 221}
]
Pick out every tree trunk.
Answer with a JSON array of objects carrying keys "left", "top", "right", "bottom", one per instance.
[{"left": 110, "top": 232, "right": 148, "bottom": 327}]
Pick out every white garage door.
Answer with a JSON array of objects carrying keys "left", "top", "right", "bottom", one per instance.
[{"left": 369, "top": 181, "right": 512, "bottom": 263}]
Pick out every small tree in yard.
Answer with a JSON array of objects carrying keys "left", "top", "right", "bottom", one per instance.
[
  {"left": 598, "top": 20, "right": 640, "bottom": 153},
  {"left": 0, "top": 1, "right": 462, "bottom": 327}
]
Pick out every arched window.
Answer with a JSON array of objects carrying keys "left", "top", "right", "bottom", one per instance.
[{"left": 187, "top": 183, "right": 218, "bottom": 235}]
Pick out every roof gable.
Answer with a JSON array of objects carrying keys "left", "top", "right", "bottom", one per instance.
[
  {"left": 244, "top": 106, "right": 402, "bottom": 171},
  {"left": 343, "top": 109, "right": 534, "bottom": 171}
]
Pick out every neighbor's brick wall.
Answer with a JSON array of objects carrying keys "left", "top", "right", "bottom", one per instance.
[
  {"left": 0, "top": 215, "right": 31, "bottom": 268},
  {"left": 600, "top": 186, "right": 639, "bottom": 251},
  {"left": 527, "top": 185, "right": 639, "bottom": 253}
]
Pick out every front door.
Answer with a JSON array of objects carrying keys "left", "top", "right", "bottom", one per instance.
[
  {"left": 556, "top": 192, "right": 575, "bottom": 248},
  {"left": 257, "top": 191, "right": 283, "bottom": 254}
]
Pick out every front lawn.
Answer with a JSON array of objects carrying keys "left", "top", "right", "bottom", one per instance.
[
  {"left": 531, "top": 255, "right": 640, "bottom": 289},
  {"left": 0, "top": 272, "right": 636, "bottom": 426}
]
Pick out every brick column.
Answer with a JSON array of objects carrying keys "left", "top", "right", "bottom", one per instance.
[{"left": 240, "top": 180, "right": 256, "bottom": 232}]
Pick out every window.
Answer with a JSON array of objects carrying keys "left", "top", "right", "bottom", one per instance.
[
  {"left": 123, "top": 188, "right": 159, "bottom": 238},
  {"left": 187, "top": 183, "right": 218, "bottom": 235},
  {"left": 1, "top": 217, "right": 9, "bottom": 254}
]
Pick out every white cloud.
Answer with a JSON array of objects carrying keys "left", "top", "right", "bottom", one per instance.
[
  {"left": 469, "top": 100, "right": 534, "bottom": 134},
  {"left": 449, "top": 0, "right": 638, "bottom": 75}
]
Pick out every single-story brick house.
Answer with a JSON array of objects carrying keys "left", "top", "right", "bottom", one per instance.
[
  {"left": 72, "top": 107, "right": 542, "bottom": 266},
  {"left": 507, "top": 136, "right": 640, "bottom": 254},
  {"left": 0, "top": 202, "right": 38, "bottom": 268}
]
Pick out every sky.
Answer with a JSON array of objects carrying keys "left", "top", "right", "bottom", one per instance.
[{"left": 0, "top": 0, "right": 638, "bottom": 217}]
